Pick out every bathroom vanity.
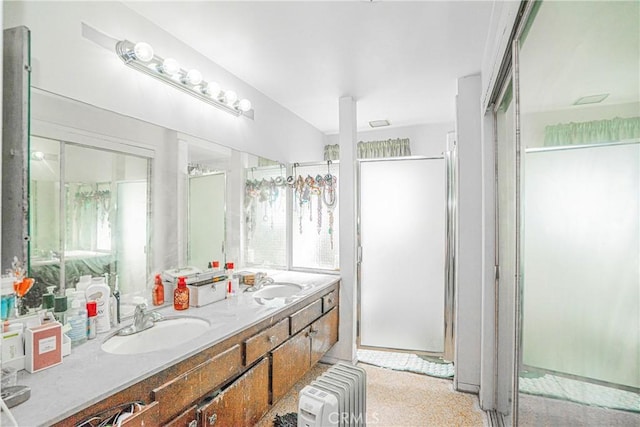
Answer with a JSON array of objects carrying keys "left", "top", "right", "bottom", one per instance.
[{"left": 2, "top": 271, "right": 339, "bottom": 427}]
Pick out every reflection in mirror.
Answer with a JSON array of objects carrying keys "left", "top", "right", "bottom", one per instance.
[
  {"left": 186, "top": 143, "right": 230, "bottom": 270},
  {"left": 27, "top": 136, "right": 151, "bottom": 313},
  {"left": 243, "top": 155, "right": 287, "bottom": 268}
]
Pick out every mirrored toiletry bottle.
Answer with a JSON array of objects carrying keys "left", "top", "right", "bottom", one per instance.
[{"left": 85, "top": 277, "right": 111, "bottom": 333}]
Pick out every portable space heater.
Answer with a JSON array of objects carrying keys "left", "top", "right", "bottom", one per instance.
[{"left": 298, "top": 362, "right": 367, "bottom": 427}]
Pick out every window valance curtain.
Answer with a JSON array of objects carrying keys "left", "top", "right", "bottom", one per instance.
[
  {"left": 324, "top": 137, "right": 411, "bottom": 160},
  {"left": 544, "top": 116, "right": 640, "bottom": 146}
]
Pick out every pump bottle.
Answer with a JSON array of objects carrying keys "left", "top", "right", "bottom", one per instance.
[{"left": 174, "top": 276, "right": 189, "bottom": 310}]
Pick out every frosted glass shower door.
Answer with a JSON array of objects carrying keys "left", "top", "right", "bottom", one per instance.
[{"left": 359, "top": 158, "right": 446, "bottom": 353}]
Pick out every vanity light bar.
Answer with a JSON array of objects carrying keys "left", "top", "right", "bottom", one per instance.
[{"left": 115, "top": 40, "right": 253, "bottom": 118}]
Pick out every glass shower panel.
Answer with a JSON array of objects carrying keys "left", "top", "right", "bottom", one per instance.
[
  {"left": 523, "top": 143, "right": 639, "bottom": 387},
  {"left": 518, "top": 0, "right": 640, "bottom": 423},
  {"left": 359, "top": 158, "right": 446, "bottom": 353}
]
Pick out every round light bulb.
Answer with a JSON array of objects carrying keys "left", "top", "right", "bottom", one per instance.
[
  {"left": 186, "top": 69, "right": 203, "bottom": 85},
  {"left": 224, "top": 90, "right": 238, "bottom": 105},
  {"left": 238, "top": 99, "right": 252, "bottom": 112},
  {"left": 206, "top": 82, "right": 221, "bottom": 98},
  {"left": 162, "top": 58, "right": 181, "bottom": 75},
  {"left": 133, "top": 42, "right": 154, "bottom": 62}
]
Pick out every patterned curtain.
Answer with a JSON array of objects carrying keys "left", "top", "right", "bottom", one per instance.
[
  {"left": 544, "top": 116, "right": 640, "bottom": 146},
  {"left": 324, "top": 138, "right": 411, "bottom": 160}
]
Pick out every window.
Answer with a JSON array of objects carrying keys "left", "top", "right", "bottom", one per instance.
[{"left": 291, "top": 162, "right": 340, "bottom": 271}]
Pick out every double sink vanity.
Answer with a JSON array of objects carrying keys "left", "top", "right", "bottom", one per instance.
[{"left": 3, "top": 271, "right": 340, "bottom": 426}]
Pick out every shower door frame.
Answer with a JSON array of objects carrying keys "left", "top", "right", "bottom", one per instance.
[{"left": 355, "top": 154, "right": 457, "bottom": 360}]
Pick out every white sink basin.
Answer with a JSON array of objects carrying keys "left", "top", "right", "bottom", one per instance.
[
  {"left": 101, "top": 316, "right": 211, "bottom": 355},
  {"left": 251, "top": 282, "right": 303, "bottom": 299}
]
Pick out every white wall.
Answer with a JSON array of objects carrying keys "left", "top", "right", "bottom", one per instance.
[
  {"left": 454, "top": 74, "right": 483, "bottom": 393},
  {"left": 325, "top": 121, "right": 453, "bottom": 158},
  {"left": 3, "top": 1, "right": 324, "bottom": 163}
]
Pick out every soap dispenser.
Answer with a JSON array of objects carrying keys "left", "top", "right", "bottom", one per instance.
[
  {"left": 152, "top": 274, "right": 165, "bottom": 306},
  {"left": 173, "top": 276, "right": 189, "bottom": 310}
]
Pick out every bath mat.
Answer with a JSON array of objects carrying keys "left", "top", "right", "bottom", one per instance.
[
  {"left": 273, "top": 412, "right": 297, "bottom": 427},
  {"left": 519, "top": 372, "right": 640, "bottom": 413},
  {"left": 357, "top": 349, "right": 454, "bottom": 379}
]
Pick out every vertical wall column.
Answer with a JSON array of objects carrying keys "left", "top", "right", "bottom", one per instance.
[
  {"left": 2, "top": 26, "right": 30, "bottom": 271},
  {"left": 454, "top": 74, "right": 483, "bottom": 393},
  {"left": 325, "top": 96, "right": 357, "bottom": 363}
]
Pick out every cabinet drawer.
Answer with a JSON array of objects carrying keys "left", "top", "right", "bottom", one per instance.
[
  {"left": 244, "top": 317, "right": 290, "bottom": 366},
  {"left": 120, "top": 401, "right": 159, "bottom": 426},
  {"left": 164, "top": 405, "right": 197, "bottom": 427},
  {"left": 322, "top": 291, "right": 337, "bottom": 312},
  {"left": 153, "top": 345, "right": 242, "bottom": 423},
  {"left": 290, "top": 299, "right": 322, "bottom": 335},
  {"left": 198, "top": 357, "right": 270, "bottom": 427}
]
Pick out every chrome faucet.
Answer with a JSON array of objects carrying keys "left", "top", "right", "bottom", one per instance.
[
  {"left": 117, "top": 303, "right": 163, "bottom": 336},
  {"left": 244, "top": 275, "right": 274, "bottom": 292}
]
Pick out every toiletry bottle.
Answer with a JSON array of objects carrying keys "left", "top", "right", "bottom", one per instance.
[
  {"left": 67, "top": 296, "right": 88, "bottom": 347},
  {"left": 152, "top": 274, "right": 165, "bottom": 306},
  {"left": 85, "top": 277, "right": 111, "bottom": 333},
  {"left": 53, "top": 295, "right": 68, "bottom": 324},
  {"left": 174, "top": 276, "right": 189, "bottom": 310},
  {"left": 86, "top": 300, "right": 97, "bottom": 339},
  {"left": 1, "top": 277, "right": 16, "bottom": 320},
  {"left": 226, "top": 262, "right": 237, "bottom": 297}
]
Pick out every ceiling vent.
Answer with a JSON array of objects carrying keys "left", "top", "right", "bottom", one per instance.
[
  {"left": 573, "top": 94, "right": 609, "bottom": 105},
  {"left": 369, "top": 119, "right": 390, "bottom": 128}
]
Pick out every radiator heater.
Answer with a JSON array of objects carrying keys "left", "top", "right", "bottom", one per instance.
[{"left": 298, "top": 363, "right": 367, "bottom": 427}]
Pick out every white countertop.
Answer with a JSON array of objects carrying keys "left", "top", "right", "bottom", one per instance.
[{"left": 1, "top": 270, "right": 339, "bottom": 427}]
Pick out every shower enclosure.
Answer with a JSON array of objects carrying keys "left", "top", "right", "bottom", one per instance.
[{"left": 491, "top": 1, "right": 640, "bottom": 424}]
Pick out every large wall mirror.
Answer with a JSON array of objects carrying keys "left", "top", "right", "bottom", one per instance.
[{"left": 11, "top": 88, "right": 282, "bottom": 318}]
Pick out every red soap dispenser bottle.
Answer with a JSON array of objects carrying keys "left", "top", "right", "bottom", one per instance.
[
  {"left": 174, "top": 276, "right": 189, "bottom": 310},
  {"left": 152, "top": 274, "right": 165, "bottom": 306}
]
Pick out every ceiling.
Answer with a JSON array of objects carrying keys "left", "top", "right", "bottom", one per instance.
[{"left": 123, "top": 1, "right": 495, "bottom": 135}]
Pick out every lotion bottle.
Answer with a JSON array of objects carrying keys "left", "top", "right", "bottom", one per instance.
[{"left": 85, "top": 277, "right": 111, "bottom": 333}]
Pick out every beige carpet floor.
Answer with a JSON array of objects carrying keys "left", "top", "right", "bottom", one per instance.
[{"left": 256, "top": 362, "right": 485, "bottom": 427}]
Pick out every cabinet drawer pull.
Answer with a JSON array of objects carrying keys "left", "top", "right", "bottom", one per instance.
[
  {"left": 188, "top": 420, "right": 198, "bottom": 427},
  {"left": 208, "top": 413, "right": 218, "bottom": 425},
  {"left": 309, "top": 328, "right": 319, "bottom": 337},
  {"left": 327, "top": 298, "right": 333, "bottom": 304},
  {"left": 268, "top": 335, "right": 277, "bottom": 344}
]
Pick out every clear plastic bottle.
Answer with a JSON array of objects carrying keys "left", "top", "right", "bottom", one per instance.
[
  {"left": 173, "top": 276, "right": 189, "bottom": 310},
  {"left": 152, "top": 274, "right": 165, "bottom": 306},
  {"left": 67, "top": 296, "right": 88, "bottom": 347}
]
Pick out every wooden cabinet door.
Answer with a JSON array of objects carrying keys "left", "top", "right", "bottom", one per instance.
[
  {"left": 310, "top": 308, "right": 339, "bottom": 365},
  {"left": 198, "top": 358, "right": 270, "bottom": 427},
  {"left": 271, "top": 326, "right": 311, "bottom": 403}
]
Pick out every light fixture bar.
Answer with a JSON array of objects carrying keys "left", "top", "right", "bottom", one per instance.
[{"left": 115, "top": 40, "right": 253, "bottom": 118}]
